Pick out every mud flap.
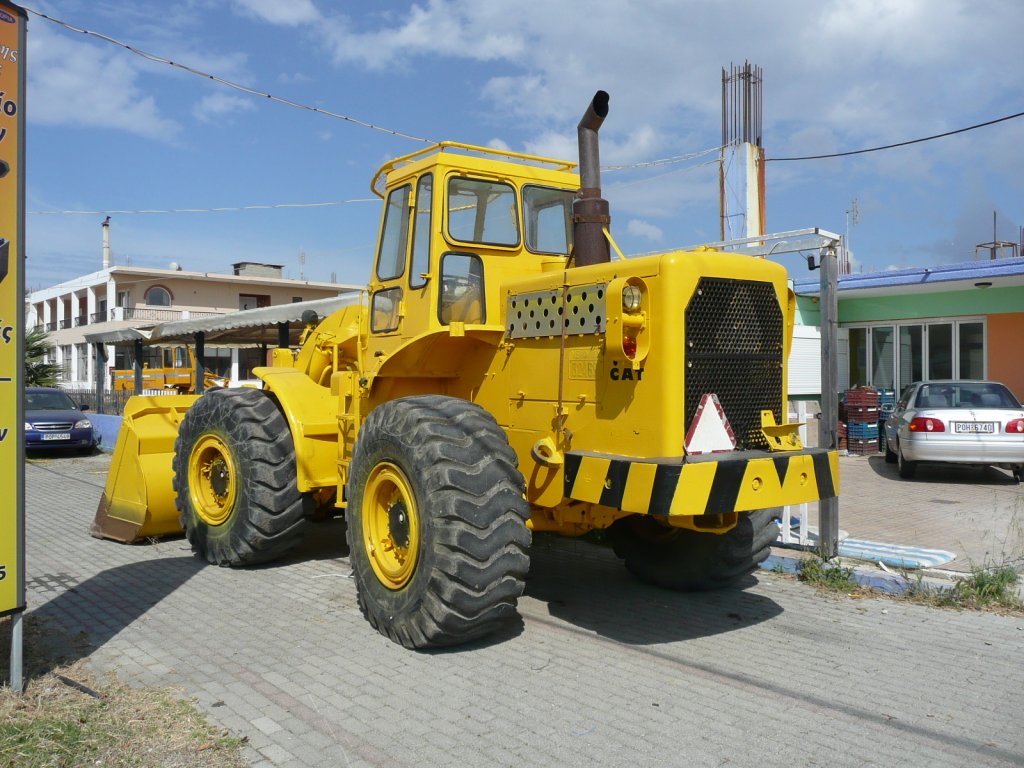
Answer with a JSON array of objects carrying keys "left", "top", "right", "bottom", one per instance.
[{"left": 91, "top": 395, "right": 198, "bottom": 543}]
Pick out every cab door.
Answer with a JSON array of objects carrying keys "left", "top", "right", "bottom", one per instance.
[{"left": 367, "top": 173, "right": 435, "bottom": 354}]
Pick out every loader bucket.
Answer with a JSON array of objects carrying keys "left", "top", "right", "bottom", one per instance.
[{"left": 91, "top": 395, "right": 199, "bottom": 543}]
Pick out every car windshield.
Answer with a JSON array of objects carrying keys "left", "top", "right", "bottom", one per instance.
[
  {"left": 26, "top": 390, "right": 78, "bottom": 410},
  {"left": 915, "top": 383, "right": 1019, "bottom": 409}
]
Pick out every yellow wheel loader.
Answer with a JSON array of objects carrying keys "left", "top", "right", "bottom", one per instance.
[{"left": 94, "top": 92, "right": 839, "bottom": 648}]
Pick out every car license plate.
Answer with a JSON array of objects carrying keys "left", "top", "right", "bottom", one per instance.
[
  {"left": 41, "top": 432, "right": 71, "bottom": 441},
  {"left": 953, "top": 422, "right": 995, "bottom": 434}
]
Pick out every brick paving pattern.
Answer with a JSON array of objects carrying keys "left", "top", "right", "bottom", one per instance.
[{"left": 17, "top": 452, "right": 1024, "bottom": 767}]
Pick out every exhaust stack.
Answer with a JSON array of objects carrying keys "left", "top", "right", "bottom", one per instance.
[{"left": 573, "top": 90, "right": 611, "bottom": 267}]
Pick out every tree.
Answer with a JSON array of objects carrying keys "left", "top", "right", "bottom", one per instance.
[{"left": 25, "top": 327, "right": 63, "bottom": 386}]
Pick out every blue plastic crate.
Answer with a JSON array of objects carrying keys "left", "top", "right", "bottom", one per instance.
[{"left": 848, "top": 422, "right": 879, "bottom": 439}]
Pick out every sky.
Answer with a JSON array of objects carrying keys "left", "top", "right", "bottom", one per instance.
[{"left": 22, "top": 0, "right": 1024, "bottom": 291}]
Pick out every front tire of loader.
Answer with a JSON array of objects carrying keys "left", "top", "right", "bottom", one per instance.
[
  {"left": 346, "top": 396, "right": 531, "bottom": 649},
  {"left": 172, "top": 388, "right": 309, "bottom": 566},
  {"left": 609, "top": 508, "right": 778, "bottom": 590}
]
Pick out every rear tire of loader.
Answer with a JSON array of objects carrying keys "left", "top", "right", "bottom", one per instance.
[
  {"left": 346, "top": 396, "right": 531, "bottom": 649},
  {"left": 609, "top": 508, "right": 778, "bottom": 590},
  {"left": 172, "top": 388, "right": 309, "bottom": 566}
]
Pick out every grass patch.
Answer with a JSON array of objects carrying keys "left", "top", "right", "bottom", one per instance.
[
  {"left": 797, "top": 552, "right": 861, "bottom": 593},
  {"left": 906, "top": 565, "right": 1022, "bottom": 612},
  {"left": 1, "top": 616, "right": 245, "bottom": 768}
]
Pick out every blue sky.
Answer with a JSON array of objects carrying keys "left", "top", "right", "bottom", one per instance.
[{"left": 24, "top": 0, "right": 1024, "bottom": 291}]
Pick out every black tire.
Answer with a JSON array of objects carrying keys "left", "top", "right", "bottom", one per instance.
[
  {"left": 173, "top": 388, "right": 309, "bottom": 566},
  {"left": 884, "top": 434, "right": 897, "bottom": 463},
  {"left": 609, "top": 508, "right": 778, "bottom": 590},
  {"left": 897, "top": 443, "right": 917, "bottom": 479},
  {"left": 346, "top": 396, "right": 531, "bottom": 649}
]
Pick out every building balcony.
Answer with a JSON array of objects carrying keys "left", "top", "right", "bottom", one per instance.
[{"left": 106, "top": 306, "right": 226, "bottom": 323}]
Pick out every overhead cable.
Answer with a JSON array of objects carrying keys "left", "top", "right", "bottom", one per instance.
[
  {"left": 28, "top": 199, "right": 380, "bottom": 215},
  {"left": 768, "top": 111, "right": 1024, "bottom": 161},
  {"left": 24, "top": 7, "right": 436, "bottom": 144}
]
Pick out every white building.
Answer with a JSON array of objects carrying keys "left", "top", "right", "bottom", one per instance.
[{"left": 25, "top": 261, "right": 361, "bottom": 387}]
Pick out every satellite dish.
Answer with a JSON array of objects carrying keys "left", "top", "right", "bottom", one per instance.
[{"left": 169, "top": 261, "right": 182, "bottom": 271}]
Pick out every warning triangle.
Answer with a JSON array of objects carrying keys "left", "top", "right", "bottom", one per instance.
[{"left": 684, "top": 393, "right": 737, "bottom": 455}]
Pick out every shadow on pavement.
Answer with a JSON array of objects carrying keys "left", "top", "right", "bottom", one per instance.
[
  {"left": 22, "top": 556, "right": 205, "bottom": 677},
  {"left": 864, "top": 453, "right": 1019, "bottom": 484},
  {"left": 522, "top": 540, "right": 783, "bottom": 646}
]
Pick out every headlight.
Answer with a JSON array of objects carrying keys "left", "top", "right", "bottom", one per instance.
[
  {"left": 74, "top": 418, "right": 92, "bottom": 429},
  {"left": 622, "top": 284, "right": 643, "bottom": 312},
  {"left": 25, "top": 422, "right": 32, "bottom": 431}
]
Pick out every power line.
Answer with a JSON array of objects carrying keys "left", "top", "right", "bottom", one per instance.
[
  {"left": 768, "top": 110, "right": 1024, "bottom": 162},
  {"left": 24, "top": 6, "right": 435, "bottom": 144},
  {"left": 26, "top": 7, "right": 733, "bottom": 176},
  {"left": 28, "top": 199, "right": 380, "bottom": 216}
]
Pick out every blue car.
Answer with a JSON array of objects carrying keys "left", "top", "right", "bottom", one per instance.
[{"left": 25, "top": 387, "right": 100, "bottom": 453}]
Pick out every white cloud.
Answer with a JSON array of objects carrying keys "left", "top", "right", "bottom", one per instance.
[
  {"left": 192, "top": 92, "right": 257, "bottom": 124},
  {"left": 627, "top": 219, "right": 664, "bottom": 242},
  {"left": 319, "top": 0, "right": 525, "bottom": 70},
  {"left": 231, "top": 0, "right": 322, "bottom": 26},
  {"left": 27, "top": 23, "right": 179, "bottom": 141}
]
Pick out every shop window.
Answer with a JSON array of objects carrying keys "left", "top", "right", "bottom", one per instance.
[
  {"left": 958, "top": 321, "right": 985, "bottom": 379},
  {"left": 870, "top": 326, "right": 894, "bottom": 389},
  {"left": 927, "top": 323, "right": 953, "bottom": 379}
]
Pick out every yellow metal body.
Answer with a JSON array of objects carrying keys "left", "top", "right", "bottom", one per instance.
[
  {"left": 94, "top": 141, "right": 839, "bottom": 544},
  {"left": 112, "top": 346, "right": 224, "bottom": 393},
  {"left": 92, "top": 395, "right": 196, "bottom": 541}
]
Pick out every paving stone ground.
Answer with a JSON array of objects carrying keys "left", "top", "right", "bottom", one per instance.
[{"left": 15, "top": 452, "right": 1024, "bottom": 767}]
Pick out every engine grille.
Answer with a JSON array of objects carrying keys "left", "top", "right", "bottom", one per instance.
[{"left": 684, "top": 277, "right": 783, "bottom": 450}]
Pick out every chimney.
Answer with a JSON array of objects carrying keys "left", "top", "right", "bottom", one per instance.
[{"left": 102, "top": 216, "right": 111, "bottom": 269}]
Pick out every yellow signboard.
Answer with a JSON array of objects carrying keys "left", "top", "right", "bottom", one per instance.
[{"left": 0, "top": 0, "right": 25, "bottom": 618}]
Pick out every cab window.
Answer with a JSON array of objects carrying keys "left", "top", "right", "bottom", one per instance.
[
  {"left": 409, "top": 174, "right": 433, "bottom": 289},
  {"left": 376, "top": 185, "right": 411, "bottom": 281},
  {"left": 523, "top": 185, "right": 574, "bottom": 255},
  {"left": 371, "top": 287, "right": 403, "bottom": 333},
  {"left": 447, "top": 177, "right": 519, "bottom": 247},
  {"left": 439, "top": 253, "right": 484, "bottom": 325}
]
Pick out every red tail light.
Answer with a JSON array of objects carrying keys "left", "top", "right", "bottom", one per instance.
[
  {"left": 909, "top": 417, "right": 945, "bottom": 432},
  {"left": 1006, "top": 418, "right": 1024, "bottom": 434},
  {"left": 622, "top": 335, "right": 638, "bottom": 359}
]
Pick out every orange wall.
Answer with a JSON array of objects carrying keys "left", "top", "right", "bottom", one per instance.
[{"left": 988, "top": 312, "right": 1024, "bottom": 400}]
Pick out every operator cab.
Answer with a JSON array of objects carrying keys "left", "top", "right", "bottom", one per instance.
[{"left": 367, "top": 143, "right": 580, "bottom": 340}]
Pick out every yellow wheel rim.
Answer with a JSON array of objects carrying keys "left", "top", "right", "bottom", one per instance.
[
  {"left": 188, "top": 434, "right": 238, "bottom": 526},
  {"left": 362, "top": 462, "right": 420, "bottom": 590}
]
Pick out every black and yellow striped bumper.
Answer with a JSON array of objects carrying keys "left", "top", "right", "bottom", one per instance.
[{"left": 563, "top": 448, "right": 838, "bottom": 517}]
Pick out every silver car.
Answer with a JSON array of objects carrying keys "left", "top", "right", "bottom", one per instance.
[{"left": 883, "top": 380, "right": 1024, "bottom": 481}]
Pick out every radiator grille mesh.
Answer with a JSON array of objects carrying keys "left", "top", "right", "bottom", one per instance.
[{"left": 684, "top": 278, "right": 783, "bottom": 450}]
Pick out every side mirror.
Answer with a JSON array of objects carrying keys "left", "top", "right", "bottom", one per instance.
[{"left": 80, "top": 403, "right": 90, "bottom": 411}]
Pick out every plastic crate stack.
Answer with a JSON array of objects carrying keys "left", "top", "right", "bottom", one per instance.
[{"left": 845, "top": 386, "right": 880, "bottom": 455}]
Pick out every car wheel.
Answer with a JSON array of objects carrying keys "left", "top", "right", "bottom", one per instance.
[
  {"left": 884, "top": 434, "right": 897, "bottom": 464},
  {"left": 897, "top": 443, "right": 917, "bottom": 479}
]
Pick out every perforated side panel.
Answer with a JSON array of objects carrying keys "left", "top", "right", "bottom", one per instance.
[
  {"left": 684, "top": 277, "right": 783, "bottom": 450},
  {"left": 507, "top": 284, "right": 607, "bottom": 339}
]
